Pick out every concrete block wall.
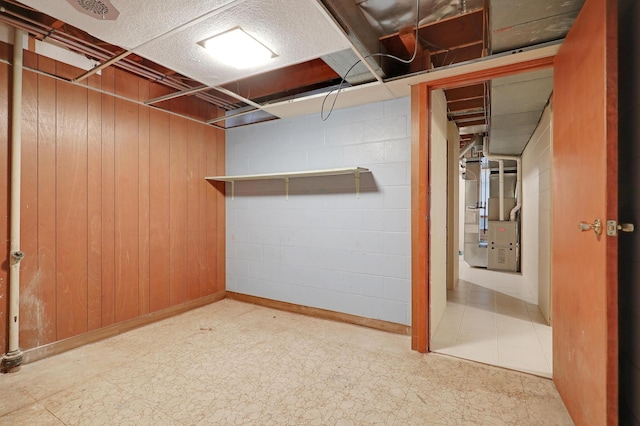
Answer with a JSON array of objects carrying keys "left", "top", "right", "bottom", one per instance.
[{"left": 225, "top": 98, "right": 411, "bottom": 325}]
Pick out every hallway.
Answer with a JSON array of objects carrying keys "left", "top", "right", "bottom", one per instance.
[
  {"left": 432, "top": 263, "right": 552, "bottom": 378},
  {"left": 0, "top": 299, "right": 569, "bottom": 425}
]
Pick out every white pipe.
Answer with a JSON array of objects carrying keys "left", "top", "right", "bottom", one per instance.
[
  {"left": 510, "top": 158, "right": 522, "bottom": 221},
  {"left": 482, "top": 136, "right": 522, "bottom": 222},
  {"left": 72, "top": 49, "right": 132, "bottom": 82},
  {"left": 498, "top": 160, "right": 504, "bottom": 221},
  {"left": 510, "top": 203, "right": 521, "bottom": 221},
  {"left": 458, "top": 140, "right": 476, "bottom": 159},
  {"left": 4, "top": 28, "right": 24, "bottom": 371}
]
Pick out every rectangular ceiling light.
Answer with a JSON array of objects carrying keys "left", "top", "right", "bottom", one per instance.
[{"left": 201, "top": 27, "right": 275, "bottom": 69}]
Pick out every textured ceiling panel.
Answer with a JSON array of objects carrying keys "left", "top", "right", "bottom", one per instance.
[
  {"left": 19, "top": 0, "right": 351, "bottom": 88},
  {"left": 490, "top": 0, "right": 584, "bottom": 53},
  {"left": 134, "top": 0, "right": 351, "bottom": 87},
  {"left": 20, "top": 0, "right": 242, "bottom": 49}
]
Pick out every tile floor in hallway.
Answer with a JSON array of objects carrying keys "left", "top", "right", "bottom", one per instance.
[
  {"left": 0, "top": 299, "right": 571, "bottom": 425},
  {"left": 432, "top": 263, "right": 552, "bottom": 378}
]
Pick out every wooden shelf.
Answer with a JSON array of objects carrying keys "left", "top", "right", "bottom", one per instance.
[
  {"left": 205, "top": 167, "right": 369, "bottom": 182},
  {"left": 206, "top": 167, "right": 370, "bottom": 199}
]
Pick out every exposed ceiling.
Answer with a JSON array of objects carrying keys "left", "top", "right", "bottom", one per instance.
[
  {"left": 490, "top": 68, "right": 554, "bottom": 155},
  {"left": 1, "top": 0, "right": 584, "bottom": 154},
  {"left": 491, "top": 0, "right": 584, "bottom": 53}
]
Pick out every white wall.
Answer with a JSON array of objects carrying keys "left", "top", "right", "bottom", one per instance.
[
  {"left": 430, "top": 89, "right": 448, "bottom": 335},
  {"left": 522, "top": 102, "right": 552, "bottom": 324},
  {"left": 226, "top": 98, "right": 411, "bottom": 325},
  {"left": 447, "top": 121, "right": 460, "bottom": 290}
]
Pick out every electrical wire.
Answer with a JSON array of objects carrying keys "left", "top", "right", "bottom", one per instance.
[{"left": 321, "top": 0, "right": 421, "bottom": 121}]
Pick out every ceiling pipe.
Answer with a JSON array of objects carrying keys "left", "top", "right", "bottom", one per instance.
[
  {"left": 482, "top": 135, "right": 522, "bottom": 222},
  {"left": 509, "top": 157, "right": 523, "bottom": 221},
  {"left": 207, "top": 107, "right": 259, "bottom": 125},
  {"left": 3, "top": 28, "right": 25, "bottom": 373},
  {"left": 458, "top": 139, "right": 477, "bottom": 159},
  {"left": 145, "top": 85, "right": 209, "bottom": 105},
  {"left": 72, "top": 49, "right": 132, "bottom": 83},
  {"left": 498, "top": 159, "right": 505, "bottom": 221}
]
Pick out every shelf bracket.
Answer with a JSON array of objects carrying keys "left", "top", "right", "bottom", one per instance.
[
  {"left": 355, "top": 170, "right": 361, "bottom": 199},
  {"left": 231, "top": 180, "right": 235, "bottom": 201},
  {"left": 285, "top": 177, "right": 290, "bottom": 200}
]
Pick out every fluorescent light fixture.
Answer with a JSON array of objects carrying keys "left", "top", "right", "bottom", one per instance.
[{"left": 201, "top": 27, "right": 275, "bottom": 69}]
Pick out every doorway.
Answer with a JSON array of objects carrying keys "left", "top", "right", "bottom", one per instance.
[
  {"left": 428, "top": 71, "right": 554, "bottom": 377},
  {"left": 411, "top": 0, "right": 618, "bottom": 422}
]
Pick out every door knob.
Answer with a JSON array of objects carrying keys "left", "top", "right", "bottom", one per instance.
[
  {"left": 620, "top": 223, "right": 635, "bottom": 232},
  {"left": 579, "top": 219, "right": 602, "bottom": 236}
]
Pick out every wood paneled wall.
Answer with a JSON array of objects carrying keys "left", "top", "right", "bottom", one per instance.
[{"left": 0, "top": 43, "right": 225, "bottom": 353}]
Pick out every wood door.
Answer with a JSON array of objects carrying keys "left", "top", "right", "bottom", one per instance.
[{"left": 552, "top": 0, "right": 618, "bottom": 424}]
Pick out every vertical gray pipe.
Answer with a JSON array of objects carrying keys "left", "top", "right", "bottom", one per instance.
[
  {"left": 3, "top": 28, "right": 24, "bottom": 372},
  {"left": 498, "top": 159, "right": 504, "bottom": 221}
]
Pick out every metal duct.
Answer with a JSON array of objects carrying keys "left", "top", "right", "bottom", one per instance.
[
  {"left": 318, "top": 0, "right": 386, "bottom": 84},
  {"left": 358, "top": 0, "right": 483, "bottom": 35},
  {"left": 490, "top": 0, "right": 584, "bottom": 54},
  {"left": 486, "top": 1, "right": 581, "bottom": 156},
  {"left": 489, "top": 68, "right": 553, "bottom": 155},
  {"left": 321, "top": 49, "right": 378, "bottom": 85}
]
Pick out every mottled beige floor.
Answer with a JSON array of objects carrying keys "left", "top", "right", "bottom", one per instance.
[{"left": 0, "top": 299, "right": 573, "bottom": 425}]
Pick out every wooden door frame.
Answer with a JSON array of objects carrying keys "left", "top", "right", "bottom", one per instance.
[{"left": 410, "top": 56, "right": 555, "bottom": 352}]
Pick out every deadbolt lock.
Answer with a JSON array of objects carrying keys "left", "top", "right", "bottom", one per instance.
[{"left": 606, "top": 220, "right": 635, "bottom": 236}]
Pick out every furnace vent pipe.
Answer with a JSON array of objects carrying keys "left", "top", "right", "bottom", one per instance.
[
  {"left": 3, "top": 28, "right": 25, "bottom": 372},
  {"left": 482, "top": 136, "right": 522, "bottom": 222}
]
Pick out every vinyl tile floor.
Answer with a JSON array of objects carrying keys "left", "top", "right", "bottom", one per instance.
[
  {"left": 432, "top": 262, "right": 552, "bottom": 378},
  {"left": 0, "top": 299, "right": 572, "bottom": 425}
]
